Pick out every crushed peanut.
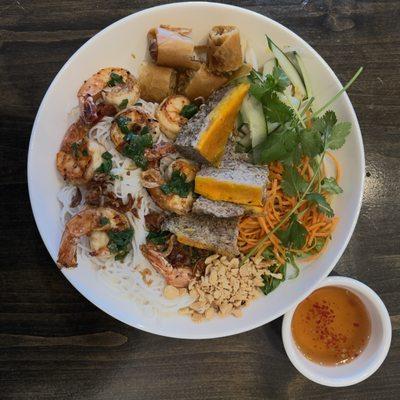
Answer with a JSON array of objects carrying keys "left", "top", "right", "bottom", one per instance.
[
  {"left": 163, "top": 285, "right": 180, "bottom": 300},
  {"left": 140, "top": 268, "right": 153, "bottom": 286},
  {"left": 180, "top": 254, "right": 277, "bottom": 322}
]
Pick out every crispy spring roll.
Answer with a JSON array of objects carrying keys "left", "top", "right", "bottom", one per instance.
[
  {"left": 181, "top": 64, "right": 228, "bottom": 100},
  {"left": 138, "top": 62, "right": 177, "bottom": 103},
  {"left": 148, "top": 25, "right": 200, "bottom": 70},
  {"left": 208, "top": 25, "right": 243, "bottom": 72},
  {"left": 228, "top": 63, "right": 252, "bottom": 81}
]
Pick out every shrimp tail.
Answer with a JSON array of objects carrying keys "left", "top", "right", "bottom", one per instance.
[
  {"left": 144, "top": 142, "right": 176, "bottom": 162},
  {"left": 141, "top": 244, "right": 172, "bottom": 275},
  {"left": 166, "top": 267, "right": 193, "bottom": 288},
  {"left": 57, "top": 230, "right": 79, "bottom": 268},
  {"left": 140, "top": 244, "right": 192, "bottom": 288},
  {"left": 81, "top": 95, "right": 98, "bottom": 124}
]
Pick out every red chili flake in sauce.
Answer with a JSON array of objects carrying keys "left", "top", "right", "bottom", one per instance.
[{"left": 291, "top": 286, "right": 371, "bottom": 365}]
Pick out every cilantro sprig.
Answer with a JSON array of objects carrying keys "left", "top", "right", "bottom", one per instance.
[
  {"left": 321, "top": 177, "right": 343, "bottom": 194},
  {"left": 107, "top": 228, "right": 133, "bottom": 261},
  {"left": 160, "top": 171, "right": 193, "bottom": 197},
  {"left": 261, "top": 263, "right": 287, "bottom": 295},
  {"left": 180, "top": 104, "right": 198, "bottom": 119},
  {"left": 146, "top": 231, "right": 170, "bottom": 245},
  {"left": 107, "top": 72, "right": 124, "bottom": 87},
  {"left": 116, "top": 116, "right": 153, "bottom": 170},
  {"left": 122, "top": 133, "right": 153, "bottom": 169},
  {"left": 242, "top": 67, "right": 362, "bottom": 264},
  {"left": 96, "top": 151, "right": 113, "bottom": 174}
]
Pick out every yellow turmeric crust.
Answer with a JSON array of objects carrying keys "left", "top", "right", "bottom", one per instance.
[
  {"left": 195, "top": 83, "right": 250, "bottom": 166},
  {"left": 195, "top": 176, "right": 264, "bottom": 206},
  {"left": 176, "top": 234, "right": 212, "bottom": 250}
]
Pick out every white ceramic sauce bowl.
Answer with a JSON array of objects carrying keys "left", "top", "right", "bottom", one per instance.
[
  {"left": 28, "top": 2, "right": 365, "bottom": 338},
  {"left": 282, "top": 276, "right": 392, "bottom": 386}
]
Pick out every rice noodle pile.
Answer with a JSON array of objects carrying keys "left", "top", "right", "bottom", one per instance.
[{"left": 57, "top": 101, "right": 192, "bottom": 317}]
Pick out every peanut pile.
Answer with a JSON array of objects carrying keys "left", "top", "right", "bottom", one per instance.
[{"left": 179, "top": 254, "right": 278, "bottom": 322}]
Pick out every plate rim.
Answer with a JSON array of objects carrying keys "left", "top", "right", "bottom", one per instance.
[{"left": 27, "top": 1, "right": 365, "bottom": 339}]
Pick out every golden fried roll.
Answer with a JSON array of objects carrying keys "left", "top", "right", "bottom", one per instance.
[
  {"left": 181, "top": 64, "right": 228, "bottom": 100},
  {"left": 228, "top": 63, "right": 253, "bottom": 81},
  {"left": 138, "top": 62, "right": 177, "bottom": 103},
  {"left": 148, "top": 25, "right": 200, "bottom": 70},
  {"left": 208, "top": 25, "right": 243, "bottom": 72}
]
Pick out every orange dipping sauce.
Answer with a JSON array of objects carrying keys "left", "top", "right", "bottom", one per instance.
[{"left": 292, "top": 286, "right": 371, "bottom": 365}]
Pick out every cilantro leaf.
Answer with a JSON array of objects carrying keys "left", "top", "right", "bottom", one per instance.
[
  {"left": 96, "top": 151, "right": 113, "bottom": 174},
  {"left": 281, "top": 165, "right": 308, "bottom": 197},
  {"left": 102, "top": 151, "right": 112, "bottom": 160},
  {"left": 312, "top": 110, "right": 351, "bottom": 150},
  {"left": 261, "top": 263, "right": 286, "bottom": 295},
  {"left": 253, "top": 127, "right": 298, "bottom": 164},
  {"left": 249, "top": 66, "right": 289, "bottom": 101},
  {"left": 299, "top": 127, "right": 324, "bottom": 157},
  {"left": 262, "top": 248, "right": 275, "bottom": 260},
  {"left": 116, "top": 115, "right": 132, "bottom": 135},
  {"left": 306, "top": 192, "right": 334, "bottom": 217},
  {"left": 99, "top": 217, "right": 109, "bottom": 226},
  {"left": 146, "top": 231, "right": 170, "bottom": 245},
  {"left": 180, "top": 104, "right": 198, "bottom": 119},
  {"left": 263, "top": 92, "right": 293, "bottom": 124},
  {"left": 107, "top": 228, "right": 133, "bottom": 261},
  {"left": 322, "top": 110, "right": 337, "bottom": 127},
  {"left": 71, "top": 142, "right": 79, "bottom": 158},
  {"left": 321, "top": 177, "right": 343, "bottom": 194},
  {"left": 122, "top": 133, "right": 153, "bottom": 170},
  {"left": 272, "top": 65, "right": 290, "bottom": 92},
  {"left": 160, "top": 171, "right": 193, "bottom": 197},
  {"left": 313, "top": 110, "right": 336, "bottom": 140},
  {"left": 118, "top": 99, "right": 128, "bottom": 110},
  {"left": 140, "top": 126, "right": 149, "bottom": 136},
  {"left": 248, "top": 70, "right": 267, "bottom": 100},
  {"left": 281, "top": 144, "right": 302, "bottom": 166},
  {"left": 277, "top": 215, "right": 308, "bottom": 249},
  {"left": 327, "top": 122, "right": 351, "bottom": 149},
  {"left": 107, "top": 72, "right": 124, "bottom": 87}
]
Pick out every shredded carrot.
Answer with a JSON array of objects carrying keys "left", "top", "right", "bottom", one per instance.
[
  {"left": 238, "top": 156, "right": 339, "bottom": 263},
  {"left": 326, "top": 151, "right": 342, "bottom": 182}
]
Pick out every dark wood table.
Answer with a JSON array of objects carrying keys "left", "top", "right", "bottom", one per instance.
[{"left": 1, "top": 1, "right": 399, "bottom": 398}]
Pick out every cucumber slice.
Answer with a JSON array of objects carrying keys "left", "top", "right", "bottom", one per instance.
[
  {"left": 285, "top": 51, "right": 301, "bottom": 73},
  {"left": 267, "top": 121, "right": 279, "bottom": 134},
  {"left": 241, "top": 94, "right": 267, "bottom": 148},
  {"left": 236, "top": 112, "right": 244, "bottom": 130},
  {"left": 277, "top": 92, "right": 301, "bottom": 110},
  {"left": 266, "top": 37, "right": 307, "bottom": 99},
  {"left": 295, "top": 53, "right": 313, "bottom": 99},
  {"left": 237, "top": 134, "right": 252, "bottom": 152},
  {"left": 262, "top": 58, "right": 276, "bottom": 76}
]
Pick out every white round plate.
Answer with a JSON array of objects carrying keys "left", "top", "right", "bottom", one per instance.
[{"left": 28, "top": 2, "right": 364, "bottom": 339}]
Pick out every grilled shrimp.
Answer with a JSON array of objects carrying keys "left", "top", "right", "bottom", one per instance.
[
  {"left": 155, "top": 95, "right": 190, "bottom": 139},
  {"left": 56, "top": 119, "right": 106, "bottom": 185},
  {"left": 78, "top": 67, "right": 140, "bottom": 124},
  {"left": 141, "top": 143, "right": 199, "bottom": 215},
  {"left": 110, "top": 107, "right": 159, "bottom": 150},
  {"left": 57, "top": 207, "right": 131, "bottom": 268},
  {"left": 140, "top": 243, "right": 193, "bottom": 288}
]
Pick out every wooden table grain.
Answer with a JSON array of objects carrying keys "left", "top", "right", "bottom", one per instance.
[{"left": 0, "top": 1, "right": 399, "bottom": 399}]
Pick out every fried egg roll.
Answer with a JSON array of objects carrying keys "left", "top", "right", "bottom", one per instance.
[
  {"left": 138, "top": 62, "right": 177, "bottom": 103},
  {"left": 148, "top": 25, "right": 200, "bottom": 70},
  {"left": 181, "top": 64, "right": 228, "bottom": 100},
  {"left": 208, "top": 25, "right": 243, "bottom": 72}
]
